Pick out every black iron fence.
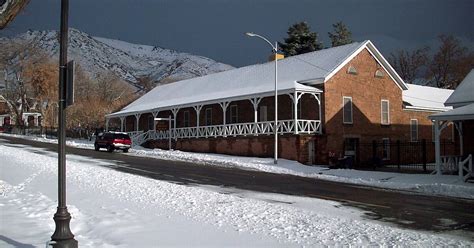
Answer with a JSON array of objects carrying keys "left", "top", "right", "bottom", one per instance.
[{"left": 356, "top": 139, "right": 456, "bottom": 172}]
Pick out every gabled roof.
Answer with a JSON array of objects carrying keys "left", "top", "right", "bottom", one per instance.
[
  {"left": 403, "top": 84, "right": 453, "bottom": 112},
  {"left": 445, "top": 69, "right": 474, "bottom": 108},
  {"left": 109, "top": 40, "right": 407, "bottom": 117}
]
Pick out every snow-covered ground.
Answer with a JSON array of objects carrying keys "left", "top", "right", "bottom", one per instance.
[
  {"left": 2, "top": 133, "right": 473, "bottom": 200},
  {"left": 1, "top": 137, "right": 472, "bottom": 247}
]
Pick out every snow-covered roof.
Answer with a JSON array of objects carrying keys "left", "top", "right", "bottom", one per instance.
[
  {"left": 430, "top": 103, "right": 474, "bottom": 121},
  {"left": 109, "top": 40, "right": 407, "bottom": 117},
  {"left": 445, "top": 69, "right": 474, "bottom": 108},
  {"left": 403, "top": 84, "right": 454, "bottom": 112}
]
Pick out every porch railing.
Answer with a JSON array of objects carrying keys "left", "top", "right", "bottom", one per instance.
[
  {"left": 171, "top": 119, "right": 321, "bottom": 139},
  {"left": 130, "top": 119, "right": 321, "bottom": 146},
  {"left": 459, "top": 154, "right": 473, "bottom": 182}
]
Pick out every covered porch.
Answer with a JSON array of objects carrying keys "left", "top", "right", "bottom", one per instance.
[
  {"left": 106, "top": 88, "right": 323, "bottom": 146},
  {"left": 431, "top": 103, "right": 474, "bottom": 181}
]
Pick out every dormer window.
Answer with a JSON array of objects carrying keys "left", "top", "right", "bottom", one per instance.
[
  {"left": 347, "top": 65, "right": 357, "bottom": 75},
  {"left": 375, "top": 69, "right": 384, "bottom": 78}
]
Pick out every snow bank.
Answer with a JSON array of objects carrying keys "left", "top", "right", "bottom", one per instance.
[
  {"left": 130, "top": 147, "right": 474, "bottom": 199},
  {"left": 1, "top": 141, "right": 472, "bottom": 247}
]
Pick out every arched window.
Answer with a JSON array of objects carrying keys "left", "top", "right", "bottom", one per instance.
[
  {"left": 375, "top": 69, "right": 384, "bottom": 78},
  {"left": 347, "top": 65, "right": 357, "bottom": 75}
]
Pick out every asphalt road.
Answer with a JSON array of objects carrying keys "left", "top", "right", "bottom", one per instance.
[{"left": 2, "top": 135, "right": 474, "bottom": 240}]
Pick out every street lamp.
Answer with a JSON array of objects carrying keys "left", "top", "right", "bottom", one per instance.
[
  {"left": 245, "top": 32, "right": 279, "bottom": 164},
  {"left": 50, "top": 0, "right": 78, "bottom": 247}
]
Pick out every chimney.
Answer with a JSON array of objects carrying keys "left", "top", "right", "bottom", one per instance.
[{"left": 268, "top": 53, "right": 284, "bottom": 62}]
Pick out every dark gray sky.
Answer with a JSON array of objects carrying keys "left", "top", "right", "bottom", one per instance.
[{"left": 1, "top": 0, "right": 473, "bottom": 67}]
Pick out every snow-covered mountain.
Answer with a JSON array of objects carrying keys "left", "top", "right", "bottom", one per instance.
[{"left": 0, "top": 29, "right": 234, "bottom": 91}]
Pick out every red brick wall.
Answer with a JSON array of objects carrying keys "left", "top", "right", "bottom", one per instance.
[
  {"left": 147, "top": 134, "right": 317, "bottom": 164},
  {"left": 319, "top": 48, "right": 452, "bottom": 164}
]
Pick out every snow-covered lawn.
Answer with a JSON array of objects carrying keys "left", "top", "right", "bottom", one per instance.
[
  {"left": 2, "top": 133, "right": 474, "bottom": 200},
  {"left": 1, "top": 138, "right": 472, "bottom": 247}
]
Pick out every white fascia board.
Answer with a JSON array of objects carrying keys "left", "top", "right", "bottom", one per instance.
[
  {"left": 365, "top": 41, "right": 408, "bottom": 90},
  {"left": 323, "top": 40, "right": 408, "bottom": 91},
  {"left": 323, "top": 41, "right": 369, "bottom": 83},
  {"left": 297, "top": 78, "right": 325, "bottom": 85},
  {"left": 403, "top": 105, "right": 450, "bottom": 113}
]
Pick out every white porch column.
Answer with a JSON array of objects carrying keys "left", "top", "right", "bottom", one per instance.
[
  {"left": 105, "top": 118, "right": 110, "bottom": 131},
  {"left": 249, "top": 97, "right": 262, "bottom": 123},
  {"left": 193, "top": 105, "right": 203, "bottom": 127},
  {"left": 434, "top": 120, "right": 441, "bottom": 175},
  {"left": 219, "top": 102, "right": 230, "bottom": 125},
  {"left": 289, "top": 92, "right": 303, "bottom": 134},
  {"left": 120, "top": 116, "right": 125, "bottom": 132},
  {"left": 312, "top": 92, "right": 322, "bottom": 133},
  {"left": 134, "top": 113, "right": 141, "bottom": 132},
  {"left": 152, "top": 111, "right": 159, "bottom": 131},
  {"left": 434, "top": 120, "right": 448, "bottom": 175},
  {"left": 171, "top": 108, "right": 179, "bottom": 140}
]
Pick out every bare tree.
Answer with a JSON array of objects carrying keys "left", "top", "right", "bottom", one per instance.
[
  {"left": 0, "top": 0, "right": 30, "bottom": 29},
  {"left": 426, "top": 35, "right": 473, "bottom": 89},
  {"left": 389, "top": 47, "right": 429, "bottom": 85}
]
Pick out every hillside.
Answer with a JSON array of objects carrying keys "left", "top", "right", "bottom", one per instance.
[{"left": 0, "top": 28, "right": 234, "bottom": 92}]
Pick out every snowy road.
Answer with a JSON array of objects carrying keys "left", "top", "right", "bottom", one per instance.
[{"left": 1, "top": 137, "right": 473, "bottom": 246}]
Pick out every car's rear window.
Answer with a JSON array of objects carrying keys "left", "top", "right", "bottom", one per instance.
[{"left": 114, "top": 134, "right": 130, "bottom": 139}]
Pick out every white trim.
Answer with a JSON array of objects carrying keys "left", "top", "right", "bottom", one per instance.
[
  {"left": 325, "top": 41, "right": 368, "bottom": 83},
  {"left": 381, "top": 99, "right": 390, "bottom": 125},
  {"left": 343, "top": 96, "right": 353, "bottom": 124},
  {"left": 410, "top": 119, "right": 418, "bottom": 142},
  {"left": 403, "top": 106, "right": 449, "bottom": 112},
  {"left": 324, "top": 41, "right": 408, "bottom": 91}
]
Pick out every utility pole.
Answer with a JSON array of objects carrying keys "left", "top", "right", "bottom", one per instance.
[{"left": 50, "top": 0, "right": 78, "bottom": 247}]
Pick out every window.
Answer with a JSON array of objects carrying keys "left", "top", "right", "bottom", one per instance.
[
  {"left": 410, "top": 119, "right": 418, "bottom": 141},
  {"left": 381, "top": 100, "right": 390, "bottom": 125},
  {"left": 347, "top": 65, "right": 357, "bottom": 75},
  {"left": 229, "top": 105, "right": 238, "bottom": 123},
  {"left": 148, "top": 115, "right": 154, "bottom": 130},
  {"left": 382, "top": 138, "right": 390, "bottom": 160},
  {"left": 183, "top": 110, "right": 190, "bottom": 127},
  {"left": 375, "top": 69, "right": 384, "bottom": 78},
  {"left": 343, "top": 96, "right": 353, "bottom": 124},
  {"left": 205, "top": 108, "right": 212, "bottom": 126},
  {"left": 259, "top": 105, "right": 268, "bottom": 121}
]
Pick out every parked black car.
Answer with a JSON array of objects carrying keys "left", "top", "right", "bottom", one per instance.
[{"left": 94, "top": 132, "right": 131, "bottom": 152}]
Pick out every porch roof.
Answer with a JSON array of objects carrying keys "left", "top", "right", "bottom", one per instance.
[
  {"left": 107, "top": 42, "right": 365, "bottom": 118},
  {"left": 403, "top": 83, "right": 453, "bottom": 112},
  {"left": 430, "top": 103, "right": 474, "bottom": 121}
]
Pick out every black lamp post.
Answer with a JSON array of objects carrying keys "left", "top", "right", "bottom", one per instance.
[{"left": 50, "top": 0, "right": 77, "bottom": 247}]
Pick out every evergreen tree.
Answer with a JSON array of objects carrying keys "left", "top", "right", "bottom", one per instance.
[
  {"left": 279, "top": 21, "right": 323, "bottom": 57},
  {"left": 328, "top": 22, "right": 353, "bottom": 47}
]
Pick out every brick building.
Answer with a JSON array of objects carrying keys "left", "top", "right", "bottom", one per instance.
[{"left": 106, "top": 41, "right": 453, "bottom": 165}]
